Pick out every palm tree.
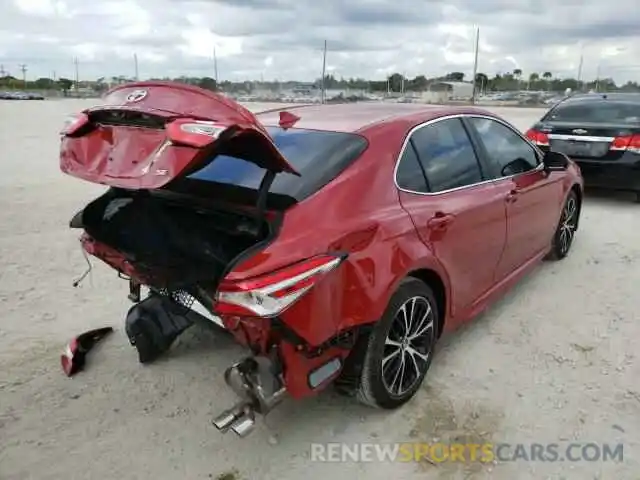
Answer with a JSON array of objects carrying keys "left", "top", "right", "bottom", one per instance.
[
  {"left": 542, "top": 71, "right": 552, "bottom": 91},
  {"left": 513, "top": 69, "right": 522, "bottom": 89}
]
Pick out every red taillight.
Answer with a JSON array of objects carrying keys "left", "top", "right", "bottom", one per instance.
[
  {"left": 61, "top": 112, "right": 90, "bottom": 135},
  {"left": 60, "top": 338, "right": 79, "bottom": 376},
  {"left": 525, "top": 128, "right": 549, "bottom": 146},
  {"left": 165, "top": 118, "right": 228, "bottom": 148},
  {"left": 610, "top": 134, "right": 640, "bottom": 154},
  {"left": 214, "top": 254, "right": 345, "bottom": 317}
]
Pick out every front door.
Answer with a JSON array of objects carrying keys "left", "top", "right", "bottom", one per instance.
[
  {"left": 464, "top": 116, "right": 563, "bottom": 281},
  {"left": 396, "top": 117, "right": 507, "bottom": 319}
]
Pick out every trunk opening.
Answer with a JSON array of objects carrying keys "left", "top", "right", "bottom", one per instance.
[{"left": 74, "top": 187, "right": 275, "bottom": 292}]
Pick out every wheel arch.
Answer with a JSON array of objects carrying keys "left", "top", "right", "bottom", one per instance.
[
  {"left": 570, "top": 183, "right": 583, "bottom": 230},
  {"left": 406, "top": 268, "right": 447, "bottom": 338}
]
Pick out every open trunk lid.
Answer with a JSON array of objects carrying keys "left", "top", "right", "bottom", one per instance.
[{"left": 59, "top": 81, "right": 300, "bottom": 190}]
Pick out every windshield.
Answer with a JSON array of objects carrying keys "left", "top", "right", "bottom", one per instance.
[
  {"left": 185, "top": 126, "right": 368, "bottom": 200},
  {"left": 544, "top": 101, "right": 640, "bottom": 124}
]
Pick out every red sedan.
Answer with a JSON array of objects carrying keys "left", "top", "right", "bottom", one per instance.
[{"left": 60, "top": 82, "right": 583, "bottom": 437}]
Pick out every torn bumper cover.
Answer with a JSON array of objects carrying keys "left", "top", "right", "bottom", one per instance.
[
  {"left": 125, "top": 294, "right": 194, "bottom": 364},
  {"left": 123, "top": 293, "right": 287, "bottom": 437}
]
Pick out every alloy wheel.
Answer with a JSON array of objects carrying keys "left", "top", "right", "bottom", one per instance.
[
  {"left": 381, "top": 296, "right": 435, "bottom": 397},
  {"left": 559, "top": 196, "right": 578, "bottom": 255}
]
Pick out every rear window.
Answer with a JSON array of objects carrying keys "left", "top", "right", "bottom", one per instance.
[
  {"left": 544, "top": 101, "right": 640, "bottom": 124},
  {"left": 186, "top": 126, "right": 368, "bottom": 200}
]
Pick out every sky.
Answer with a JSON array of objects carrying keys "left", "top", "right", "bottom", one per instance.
[{"left": 1, "top": 0, "right": 639, "bottom": 83}]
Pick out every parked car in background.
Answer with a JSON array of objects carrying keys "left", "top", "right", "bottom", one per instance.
[
  {"left": 59, "top": 82, "right": 584, "bottom": 438},
  {"left": 526, "top": 92, "right": 640, "bottom": 202},
  {"left": 0, "top": 91, "right": 44, "bottom": 100}
]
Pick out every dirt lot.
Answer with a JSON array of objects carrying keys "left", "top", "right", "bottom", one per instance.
[{"left": 1, "top": 99, "right": 638, "bottom": 480}]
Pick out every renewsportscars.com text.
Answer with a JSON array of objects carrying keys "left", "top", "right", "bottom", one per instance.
[{"left": 310, "top": 442, "right": 624, "bottom": 463}]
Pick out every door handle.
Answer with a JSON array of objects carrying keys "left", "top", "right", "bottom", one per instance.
[
  {"left": 505, "top": 190, "right": 519, "bottom": 203},
  {"left": 428, "top": 213, "right": 454, "bottom": 229}
]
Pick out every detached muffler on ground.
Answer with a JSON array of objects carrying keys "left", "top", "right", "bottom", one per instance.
[{"left": 212, "top": 357, "right": 286, "bottom": 437}]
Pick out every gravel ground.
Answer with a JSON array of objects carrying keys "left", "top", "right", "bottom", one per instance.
[{"left": 0, "top": 99, "right": 638, "bottom": 480}]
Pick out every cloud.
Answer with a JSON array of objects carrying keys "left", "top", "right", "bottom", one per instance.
[{"left": 2, "top": 0, "right": 639, "bottom": 83}]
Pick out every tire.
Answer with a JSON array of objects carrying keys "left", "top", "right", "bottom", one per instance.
[
  {"left": 356, "top": 277, "right": 439, "bottom": 409},
  {"left": 547, "top": 190, "right": 579, "bottom": 260}
]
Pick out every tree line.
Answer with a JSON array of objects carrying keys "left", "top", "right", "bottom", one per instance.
[{"left": 0, "top": 69, "right": 638, "bottom": 94}]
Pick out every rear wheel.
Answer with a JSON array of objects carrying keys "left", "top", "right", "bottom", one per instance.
[
  {"left": 547, "top": 190, "right": 579, "bottom": 260},
  {"left": 356, "top": 278, "right": 438, "bottom": 409}
]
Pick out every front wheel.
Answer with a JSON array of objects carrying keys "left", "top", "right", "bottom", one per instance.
[
  {"left": 547, "top": 190, "right": 579, "bottom": 260},
  {"left": 356, "top": 278, "right": 438, "bottom": 409}
]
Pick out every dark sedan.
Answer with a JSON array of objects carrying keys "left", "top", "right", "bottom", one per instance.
[{"left": 526, "top": 92, "right": 640, "bottom": 202}]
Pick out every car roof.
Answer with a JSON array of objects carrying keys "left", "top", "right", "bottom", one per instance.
[{"left": 255, "top": 103, "right": 497, "bottom": 134}]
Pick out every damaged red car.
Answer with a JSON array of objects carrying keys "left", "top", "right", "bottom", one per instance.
[{"left": 60, "top": 81, "right": 583, "bottom": 437}]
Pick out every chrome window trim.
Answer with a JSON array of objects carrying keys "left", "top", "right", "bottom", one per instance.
[
  {"left": 547, "top": 134, "right": 615, "bottom": 142},
  {"left": 393, "top": 113, "right": 544, "bottom": 196}
]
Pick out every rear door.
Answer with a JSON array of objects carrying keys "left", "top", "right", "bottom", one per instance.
[
  {"left": 396, "top": 117, "right": 507, "bottom": 319},
  {"left": 464, "top": 116, "right": 563, "bottom": 281}
]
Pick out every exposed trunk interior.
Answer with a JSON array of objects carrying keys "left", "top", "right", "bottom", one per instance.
[{"left": 75, "top": 188, "right": 272, "bottom": 291}]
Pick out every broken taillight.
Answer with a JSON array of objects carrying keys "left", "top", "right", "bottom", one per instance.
[
  {"left": 525, "top": 128, "right": 550, "bottom": 147},
  {"left": 214, "top": 254, "right": 346, "bottom": 317},
  {"left": 610, "top": 134, "right": 640, "bottom": 154},
  {"left": 60, "top": 112, "right": 90, "bottom": 136},
  {"left": 165, "top": 118, "right": 227, "bottom": 148}
]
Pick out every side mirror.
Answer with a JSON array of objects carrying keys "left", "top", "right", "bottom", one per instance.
[
  {"left": 501, "top": 157, "right": 533, "bottom": 177},
  {"left": 543, "top": 150, "right": 569, "bottom": 172}
]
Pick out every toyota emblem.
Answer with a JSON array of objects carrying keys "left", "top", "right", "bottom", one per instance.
[{"left": 125, "top": 89, "right": 148, "bottom": 103}]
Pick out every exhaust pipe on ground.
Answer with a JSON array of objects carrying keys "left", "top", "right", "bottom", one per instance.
[
  {"left": 212, "top": 401, "right": 257, "bottom": 437},
  {"left": 212, "top": 357, "right": 286, "bottom": 438}
]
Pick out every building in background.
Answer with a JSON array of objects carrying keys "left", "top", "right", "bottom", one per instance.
[{"left": 426, "top": 81, "right": 474, "bottom": 101}]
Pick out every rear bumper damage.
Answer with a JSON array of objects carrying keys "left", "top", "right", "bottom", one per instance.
[{"left": 123, "top": 289, "right": 351, "bottom": 437}]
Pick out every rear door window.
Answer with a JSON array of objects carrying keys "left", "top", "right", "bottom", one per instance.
[
  {"left": 544, "top": 101, "right": 640, "bottom": 124},
  {"left": 395, "top": 142, "right": 429, "bottom": 193},
  {"left": 409, "top": 118, "right": 484, "bottom": 193},
  {"left": 186, "top": 127, "right": 368, "bottom": 200}
]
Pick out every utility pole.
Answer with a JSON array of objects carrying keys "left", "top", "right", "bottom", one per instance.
[
  {"left": 213, "top": 46, "right": 218, "bottom": 83},
  {"left": 74, "top": 56, "right": 79, "bottom": 92},
  {"left": 0, "top": 65, "right": 5, "bottom": 77},
  {"left": 19, "top": 64, "right": 27, "bottom": 88},
  {"left": 576, "top": 44, "right": 584, "bottom": 92},
  {"left": 320, "top": 40, "right": 327, "bottom": 104},
  {"left": 134, "top": 53, "right": 139, "bottom": 80},
  {"left": 471, "top": 26, "right": 480, "bottom": 104},
  {"left": 595, "top": 63, "right": 601, "bottom": 92}
]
